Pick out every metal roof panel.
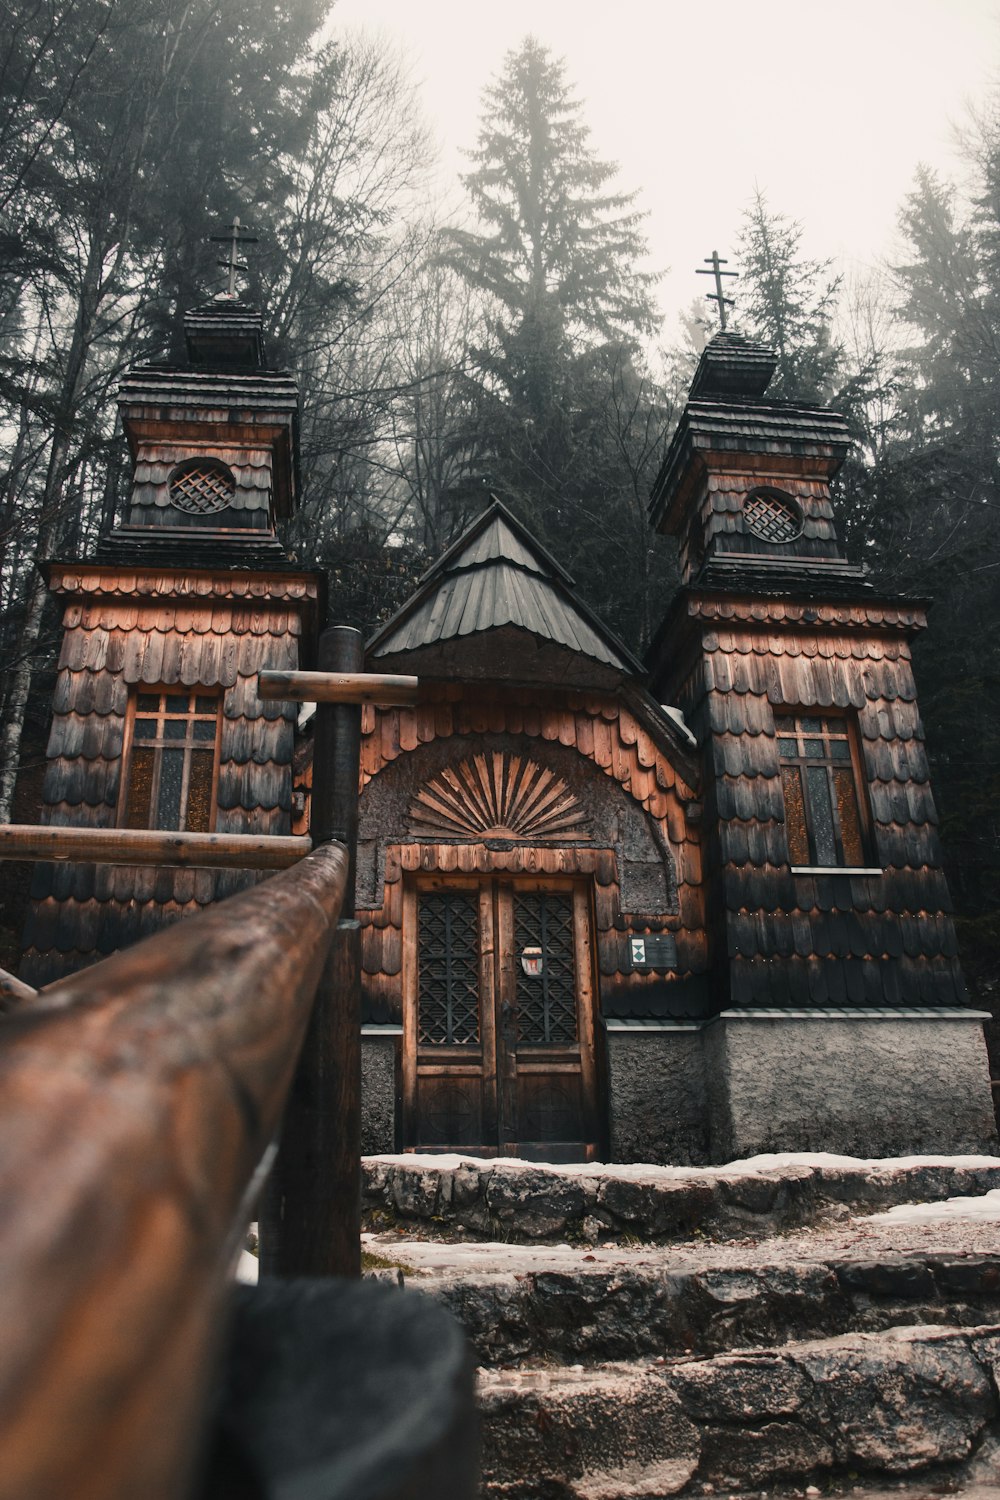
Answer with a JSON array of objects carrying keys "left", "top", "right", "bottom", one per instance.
[{"left": 368, "top": 499, "right": 643, "bottom": 676}]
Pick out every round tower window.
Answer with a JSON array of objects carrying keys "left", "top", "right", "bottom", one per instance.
[
  {"left": 168, "top": 458, "right": 236, "bottom": 515},
  {"left": 742, "top": 488, "right": 803, "bottom": 544}
]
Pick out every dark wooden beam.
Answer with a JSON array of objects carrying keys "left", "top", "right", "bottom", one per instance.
[
  {"left": 261, "top": 626, "right": 364, "bottom": 1279},
  {"left": 257, "top": 669, "right": 419, "bottom": 706},
  {"left": 0, "top": 841, "right": 348, "bottom": 1500},
  {"left": 0, "top": 825, "right": 311, "bottom": 869}
]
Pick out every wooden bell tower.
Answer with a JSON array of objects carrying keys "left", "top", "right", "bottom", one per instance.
[
  {"left": 20, "top": 296, "right": 321, "bottom": 984},
  {"left": 645, "top": 330, "right": 996, "bottom": 1160}
]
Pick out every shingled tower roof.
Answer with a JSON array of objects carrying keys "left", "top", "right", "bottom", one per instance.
[{"left": 368, "top": 500, "right": 644, "bottom": 688}]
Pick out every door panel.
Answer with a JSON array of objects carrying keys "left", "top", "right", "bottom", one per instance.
[
  {"left": 417, "top": 891, "right": 480, "bottom": 1045},
  {"left": 406, "top": 878, "right": 600, "bottom": 1159},
  {"left": 513, "top": 890, "right": 578, "bottom": 1044}
]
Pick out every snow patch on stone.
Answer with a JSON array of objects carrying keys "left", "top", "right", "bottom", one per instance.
[
  {"left": 867, "top": 1187, "right": 1000, "bottom": 1224},
  {"left": 236, "top": 1249, "right": 259, "bottom": 1284},
  {"left": 365, "top": 1150, "right": 1000, "bottom": 1179}
]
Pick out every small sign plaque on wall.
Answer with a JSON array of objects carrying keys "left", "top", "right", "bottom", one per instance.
[{"left": 628, "top": 934, "right": 678, "bottom": 972}]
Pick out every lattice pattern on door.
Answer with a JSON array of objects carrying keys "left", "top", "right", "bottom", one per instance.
[
  {"left": 514, "top": 891, "right": 578, "bottom": 1044},
  {"left": 418, "top": 892, "right": 480, "bottom": 1045}
]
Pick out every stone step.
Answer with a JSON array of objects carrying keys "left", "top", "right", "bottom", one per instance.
[
  {"left": 434, "top": 1251, "right": 1000, "bottom": 1368},
  {"left": 478, "top": 1322, "right": 1000, "bottom": 1500},
  {"left": 363, "top": 1152, "right": 1000, "bottom": 1245}
]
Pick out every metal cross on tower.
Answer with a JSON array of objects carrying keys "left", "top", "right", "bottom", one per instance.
[
  {"left": 696, "top": 250, "right": 738, "bottom": 330},
  {"left": 209, "top": 215, "right": 258, "bottom": 298}
]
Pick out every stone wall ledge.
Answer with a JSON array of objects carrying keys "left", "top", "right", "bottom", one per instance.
[
  {"left": 435, "top": 1251, "right": 1000, "bottom": 1368},
  {"left": 362, "top": 1152, "right": 1000, "bottom": 1244},
  {"left": 478, "top": 1322, "right": 1000, "bottom": 1499}
]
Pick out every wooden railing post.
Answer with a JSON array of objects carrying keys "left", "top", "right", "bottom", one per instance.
[{"left": 261, "top": 626, "right": 364, "bottom": 1278}]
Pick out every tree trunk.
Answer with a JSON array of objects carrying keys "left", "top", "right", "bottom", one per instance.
[{"left": 0, "top": 238, "right": 103, "bottom": 822}]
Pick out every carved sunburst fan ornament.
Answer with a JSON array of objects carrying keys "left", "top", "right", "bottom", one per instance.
[{"left": 409, "top": 753, "right": 591, "bottom": 842}]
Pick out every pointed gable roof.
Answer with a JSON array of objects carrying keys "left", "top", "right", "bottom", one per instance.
[{"left": 367, "top": 500, "right": 644, "bottom": 686}]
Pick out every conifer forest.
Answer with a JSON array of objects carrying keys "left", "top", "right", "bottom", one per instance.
[{"left": 0, "top": 1, "right": 998, "bottom": 1003}]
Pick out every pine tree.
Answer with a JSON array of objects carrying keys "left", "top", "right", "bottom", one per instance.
[
  {"left": 440, "top": 37, "right": 657, "bottom": 349},
  {"left": 0, "top": 0, "right": 334, "bottom": 821},
  {"left": 735, "top": 187, "right": 842, "bottom": 403},
  {"left": 435, "top": 37, "right": 674, "bottom": 648}
]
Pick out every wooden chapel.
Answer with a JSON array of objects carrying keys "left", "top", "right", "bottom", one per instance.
[{"left": 18, "top": 300, "right": 999, "bottom": 1165}]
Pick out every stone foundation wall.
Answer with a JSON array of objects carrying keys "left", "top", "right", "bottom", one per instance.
[
  {"left": 479, "top": 1324, "right": 1000, "bottom": 1498},
  {"left": 359, "top": 1014, "right": 997, "bottom": 1166},
  {"left": 362, "top": 1154, "right": 1000, "bottom": 1244},
  {"left": 361, "top": 1032, "right": 398, "bottom": 1156},
  {"left": 706, "top": 1013, "right": 998, "bottom": 1161},
  {"left": 606, "top": 1029, "right": 709, "bottom": 1164}
]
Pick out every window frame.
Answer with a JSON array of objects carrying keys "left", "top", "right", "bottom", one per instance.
[
  {"left": 775, "top": 710, "right": 879, "bottom": 873},
  {"left": 118, "top": 686, "right": 222, "bottom": 834}
]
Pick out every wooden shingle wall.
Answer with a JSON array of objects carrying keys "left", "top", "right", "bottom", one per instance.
[
  {"left": 679, "top": 470, "right": 841, "bottom": 581},
  {"left": 297, "top": 684, "right": 707, "bottom": 1026},
  {"left": 673, "top": 593, "right": 965, "bottom": 1009},
  {"left": 128, "top": 443, "right": 273, "bottom": 530},
  {"left": 20, "top": 565, "right": 317, "bottom": 984}
]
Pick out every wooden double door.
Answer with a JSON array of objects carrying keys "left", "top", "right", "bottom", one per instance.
[{"left": 403, "top": 877, "right": 601, "bottom": 1160}]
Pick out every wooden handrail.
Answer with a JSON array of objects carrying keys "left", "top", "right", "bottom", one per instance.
[
  {"left": 258, "top": 668, "right": 419, "bottom": 705},
  {"left": 0, "top": 825, "right": 311, "bottom": 868},
  {"left": 0, "top": 840, "right": 348, "bottom": 1500}
]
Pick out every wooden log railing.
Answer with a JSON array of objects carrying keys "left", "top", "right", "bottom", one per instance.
[
  {"left": 0, "top": 840, "right": 348, "bottom": 1500},
  {"left": 0, "top": 824, "right": 311, "bottom": 869},
  {"left": 258, "top": 668, "right": 418, "bottom": 705}
]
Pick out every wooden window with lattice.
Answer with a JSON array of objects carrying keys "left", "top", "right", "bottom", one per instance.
[
  {"left": 121, "top": 689, "right": 220, "bottom": 833},
  {"left": 776, "top": 713, "right": 872, "bottom": 869}
]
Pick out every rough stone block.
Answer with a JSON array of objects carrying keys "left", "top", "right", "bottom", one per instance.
[
  {"left": 792, "top": 1327, "right": 996, "bottom": 1471},
  {"left": 480, "top": 1365, "right": 699, "bottom": 1499},
  {"left": 451, "top": 1161, "right": 485, "bottom": 1209},
  {"left": 836, "top": 1258, "right": 938, "bottom": 1300},
  {"left": 391, "top": 1165, "right": 440, "bottom": 1218},
  {"left": 697, "top": 1421, "right": 833, "bottom": 1487},
  {"left": 668, "top": 1351, "right": 817, "bottom": 1423},
  {"left": 486, "top": 1165, "right": 585, "bottom": 1238}
]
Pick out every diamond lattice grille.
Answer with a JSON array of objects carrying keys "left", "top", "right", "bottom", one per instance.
[
  {"left": 168, "top": 459, "right": 236, "bottom": 515},
  {"left": 514, "top": 891, "right": 577, "bottom": 1045},
  {"left": 410, "top": 753, "right": 590, "bottom": 841},
  {"left": 418, "top": 892, "right": 480, "bottom": 1045},
  {"left": 743, "top": 490, "right": 802, "bottom": 543}
]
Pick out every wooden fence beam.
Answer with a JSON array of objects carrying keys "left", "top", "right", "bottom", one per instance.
[
  {"left": 257, "top": 669, "right": 419, "bottom": 706},
  {"left": 261, "top": 626, "right": 364, "bottom": 1278},
  {"left": 0, "top": 841, "right": 348, "bottom": 1500},
  {"left": 0, "top": 825, "right": 311, "bottom": 869}
]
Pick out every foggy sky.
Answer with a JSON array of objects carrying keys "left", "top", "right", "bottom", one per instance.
[{"left": 330, "top": 0, "right": 999, "bottom": 340}]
